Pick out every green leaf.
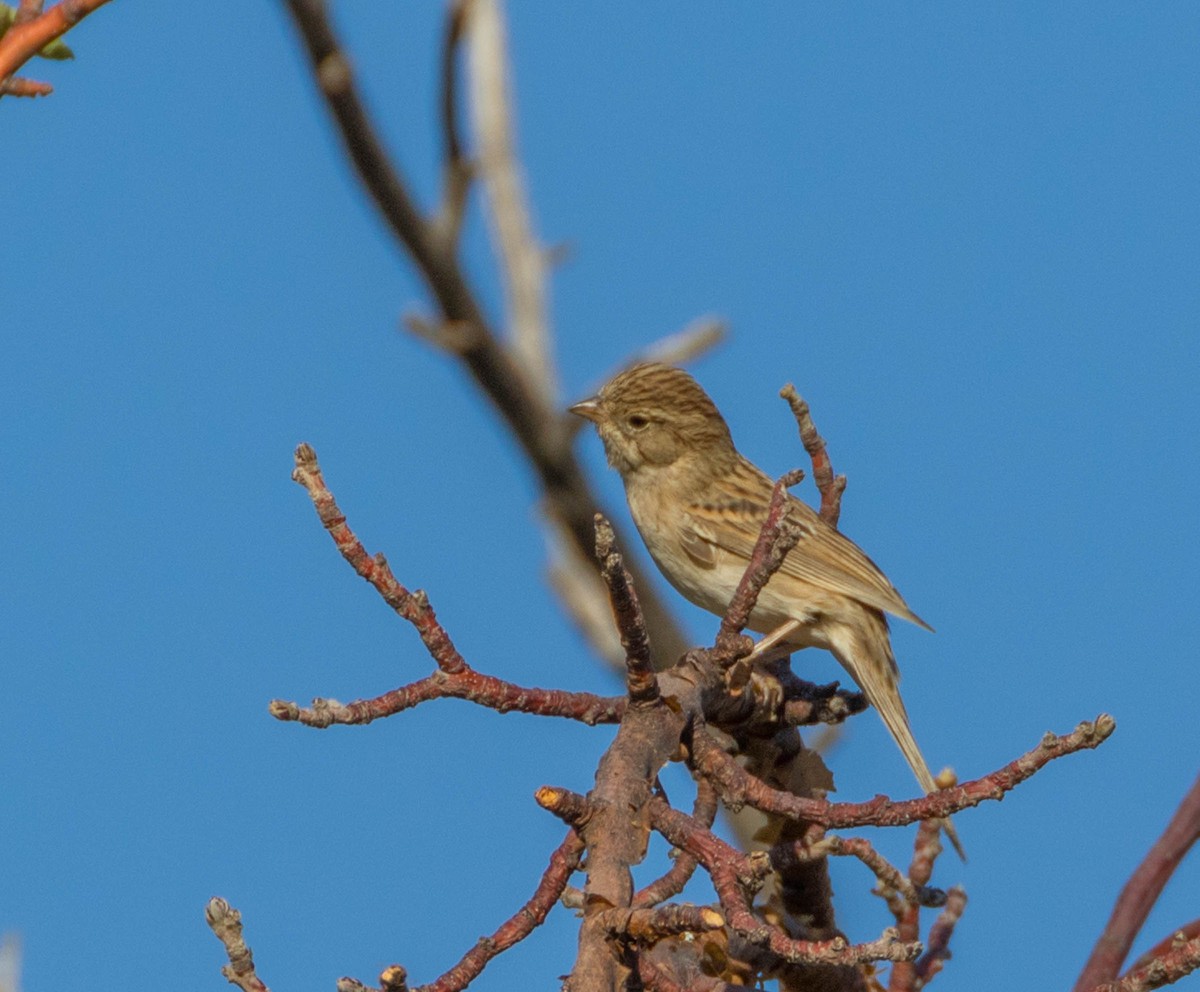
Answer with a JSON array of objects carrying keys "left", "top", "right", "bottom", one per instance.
[{"left": 37, "top": 36, "right": 73, "bottom": 60}]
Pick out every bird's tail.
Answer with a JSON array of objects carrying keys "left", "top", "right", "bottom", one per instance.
[{"left": 828, "top": 616, "right": 965, "bottom": 861}]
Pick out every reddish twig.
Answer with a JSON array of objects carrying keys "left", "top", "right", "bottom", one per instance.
[
  {"left": 770, "top": 831, "right": 941, "bottom": 911},
  {"left": 206, "top": 898, "right": 271, "bottom": 992},
  {"left": 779, "top": 384, "right": 846, "bottom": 526},
  {"left": 1075, "top": 771, "right": 1200, "bottom": 990},
  {"left": 716, "top": 469, "right": 806, "bottom": 653},
  {"left": 0, "top": 74, "right": 49, "bottom": 94},
  {"left": 889, "top": 819, "right": 943, "bottom": 992},
  {"left": 647, "top": 797, "right": 919, "bottom": 967},
  {"left": 14, "top": 0, "right": 45, "bottom": 24},
  {"left": 270, "top": 670, "right": 624, "bottom": 728},
  {"left": 0, "top": 0, "right": 110, "bottom": 95},
  {"left": 293, "top": 444, "right": 468, "bottom": 674},
  {"left": 1127, "top": 919, "right": 1200, "bottom": 975},
  {"left": 634, "top": 778, "right": 720, "bottom": 908},
  {"left": 915, "top": 886, "right": 967, "bottom": 987},
  {"left": 537, "top": 786, "right": 920, "bottom": 970},
  {"left": 1090, "top": 933, "right": 1200, "bottom": 992},
  {"left": 409, "top": 830, "right": 584, "bottom": 992},
  {"left": 693, "top": 716, "right": 1115, "bottom": 829},
  {"left": 594, "top": 516, "right": 656, "bottom": 704}
]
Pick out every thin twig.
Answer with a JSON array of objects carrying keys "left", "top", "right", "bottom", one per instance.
[
  {"left": 269, "top": 670, "right": 624, "bottom": 728},
  {"left": 594, "top": 516, "right": 656, "bottom": 704},
  {"left": 1075, "top": 771, "right": 1200, "bottom": 989},
  {"left": 647, "top": 797, "right": 921, "bottom": 968},
  {"left": 692, "top": 716, "right": 1116, "bottom": 829},
  {"left": 780, "top": 384, "right": 846, "bottom": 527},
  {"left": 889, "top": 819, "right": 942, "bottom": 992},
  {"left": 206, "top": 898, "right": 271, "bottom": 992},
  {"left": 409, "top": 830, "right": 585, "bottom": 992},
  {"left": 716, "top": 469, "right": 806, "bottom": 652},
  {"left": 0, "top": 0, "right": 110, "bottom": 96},
  {"left": 633, "top": 778, "right": 720, "bottom": 907},
  {"left": 1090, "top": 934, "right": 1200, "bottom": 992},
  {"left": 291, "top": 443, "right": 468, "bottom": 674},
  {"left": 915, "top": 886, "right": 967, "bottom": 987}
]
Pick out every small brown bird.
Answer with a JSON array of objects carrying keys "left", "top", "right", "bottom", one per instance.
[{"left": 571, "top": 363, "right": 961, "bottom": 855}]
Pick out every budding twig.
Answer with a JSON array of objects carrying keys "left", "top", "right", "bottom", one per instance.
[{"left": 780, "top": 384, "right": 846, "bottom": 527}]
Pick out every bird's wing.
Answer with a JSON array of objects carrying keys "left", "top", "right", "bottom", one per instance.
[{"left": 682, "top": 463, "right": 933, "bottom": 630}]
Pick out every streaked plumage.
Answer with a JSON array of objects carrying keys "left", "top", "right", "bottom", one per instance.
[{"left": 571, "top": 362, "right": 962, "bottom": 857}]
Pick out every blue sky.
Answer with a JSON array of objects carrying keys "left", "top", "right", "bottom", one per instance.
[{"left": 5, "top": 3, "right": 1199, "bottom": 990}]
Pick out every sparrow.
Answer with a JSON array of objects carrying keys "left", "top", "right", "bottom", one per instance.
[{"left": 571, "top": 362, "right": 962, "bottom": 857}]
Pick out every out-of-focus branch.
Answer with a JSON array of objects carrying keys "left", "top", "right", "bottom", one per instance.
[
  {"left": 281, "top": 0, "right": 690, "bottom": 668},
  {"left": 464, "top": 0, "right": 554, "bottom": 396},
  {"left": 0, "top": 0, "right": 108, "bottom": 98},
  {"left": 431, "top": 0, "right": 471, "bottom": 250},
  {"left": 1075, "top": 771, "right": 1200, "bottom": 990}
]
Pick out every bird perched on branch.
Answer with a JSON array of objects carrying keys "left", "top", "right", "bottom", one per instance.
[{"left": 570, "top": 362, "right": 962, "bottom": 858}]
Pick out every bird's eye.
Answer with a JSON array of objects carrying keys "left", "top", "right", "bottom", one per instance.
[{"left": 627, "top": 414, "right": 650, "bottom": 430}]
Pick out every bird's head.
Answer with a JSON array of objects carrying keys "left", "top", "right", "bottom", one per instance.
[{"left": 569, "top": 363, "right": 736, "bottom": 476}]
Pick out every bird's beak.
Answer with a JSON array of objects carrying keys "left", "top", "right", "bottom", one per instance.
[{"left": 568, "top": 397, "right": 602, "bottom": 423}]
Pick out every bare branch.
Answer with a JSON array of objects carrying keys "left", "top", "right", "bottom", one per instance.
[
  {"left": 282, "top": 0, "right": 691, "bottom": 669},
  {"left": 464, "top": 0, "right": 554, "bottom": 397},
  {"left": 269, "top": 670, "right": 624, "bottom": 728},
  {"left": 594, "top": 516, "right": 656, "bottom": 704},
  {"left": 0, "top": 0, "right": 111, "bottom": 97},
  {"left": 716, "top": 469, "right": 806, "bottom": 653},
  {"left": 888, "top": 818, "right": 943, "bottom": 992},
  {"left": 292, "top": 443, "right": 468, "bottom": 674},
  {"left": 915, "top": 886, "right": 967, "bottom": 986},
  {"left": 1091, "top": 933, "right": 1200, "bottom": 992},
  {"left": 692, "top": 716, "right": 1116, "bottom": 829},
  {"left": 409, "top": 830, "right": 584, "bottom": 992},
  {"left": 1076, "top": 770, "right": 1200, "bottom": 989},
  {"left": 206, "top": 898, "right": 270, "bottom": 992},
  {"left": 633, "top": 778, "right": 720, "bottom": 908},
  {"left": 780, "top": 384, "right": 846, "bottom": 527},
  {"left": 547, "top": 522, "right": 626, "bottom": 669},
  {"left": 647, "top": 797, "right": 921, "bottom": 968}
]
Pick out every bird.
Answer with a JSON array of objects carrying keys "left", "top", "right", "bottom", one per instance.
[{"left": 570, "top": 362, "right": 962, "bottom": 857}]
